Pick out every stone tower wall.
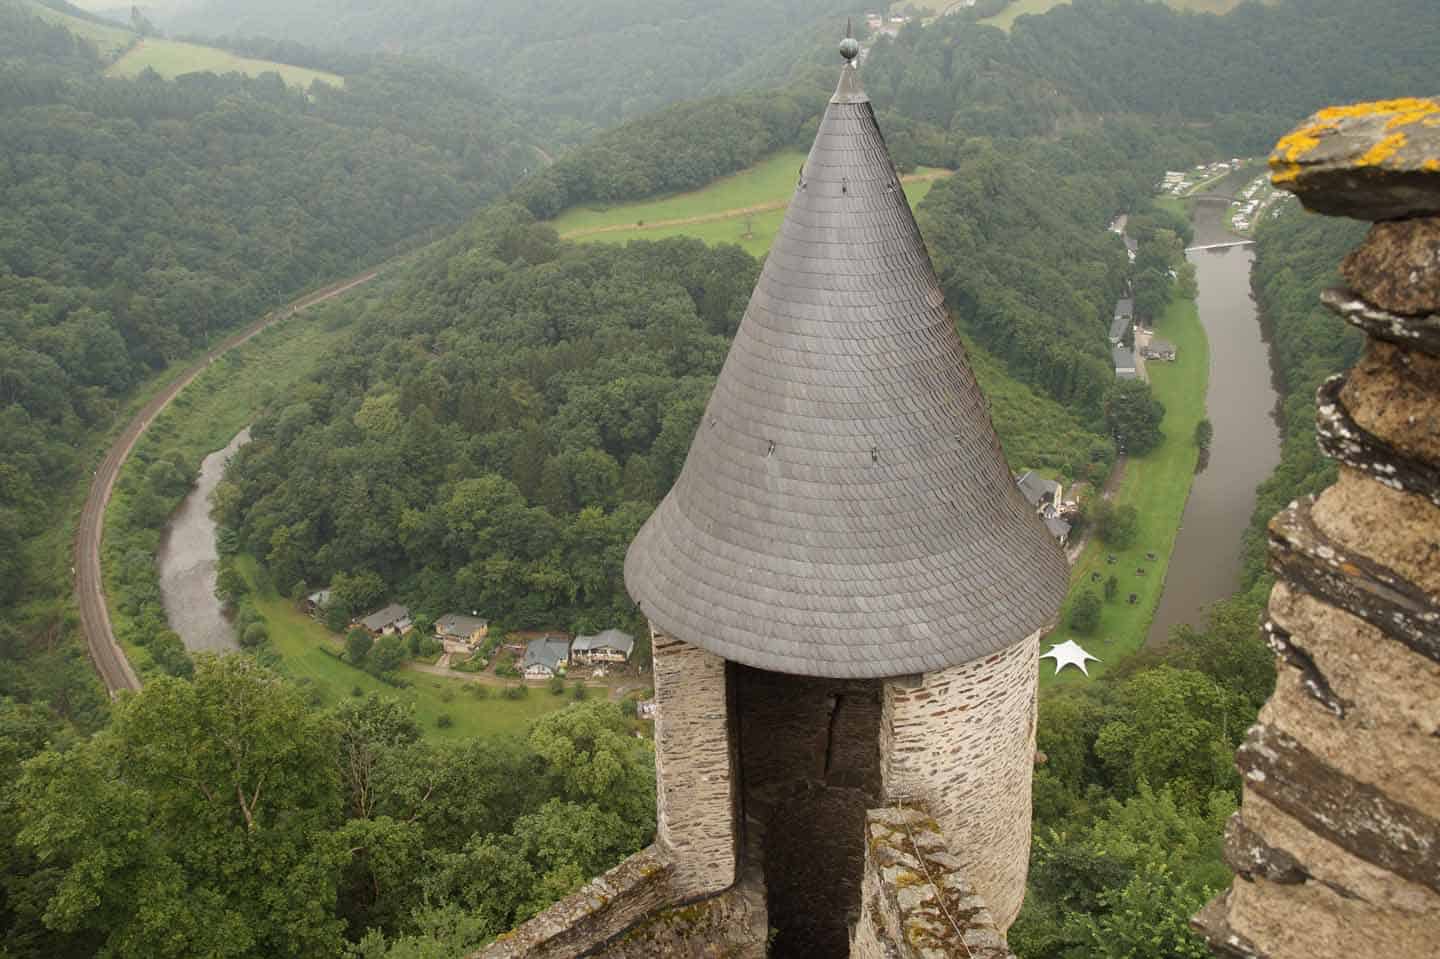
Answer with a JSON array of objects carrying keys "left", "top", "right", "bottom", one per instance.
[
  {"left": 1194, "top": 99, "right": 1440, "bottom": 958},
  {"left": 879, "top": 628, "right": 1041, "bottom": 930},
  {"left": 650, "top": 630, "right": 739, "bottom": 898}
]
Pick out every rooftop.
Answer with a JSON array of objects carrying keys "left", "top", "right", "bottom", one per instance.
[
  {"left": 572, "top": 629, "right": 636, "bottom": 655},
  {"left": 623, "top": 53, "right": 1068, "bottom": 679},
  {"left": 358, "top": 603, "right": 410, "bottom": 632}
]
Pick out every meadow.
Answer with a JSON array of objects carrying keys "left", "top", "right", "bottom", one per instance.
[
  {"left": 553, "top": 150, "right": 948, "bottom": 257},
  {"left": 234, "top": 557, "right": 572, "bottom": 741},
  {"left": 1040, "top": 291, "right": 1210, "bottom": 687},
  {"left": 21, "top": 1, "right": 342, "bottom": 88},
  {"left": 877, "top": 0, "right": 1275, "bottom": 32},
  {"left": 107, "top": 38, "right": 344, "bottom": 88}
]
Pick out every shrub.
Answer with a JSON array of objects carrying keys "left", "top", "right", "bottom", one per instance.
[
  {"left": 1104, "top": 575, "right": 1120, "bottom": 601},
  {"left": 240, "top": 622, "right": 269, "bottom": 649},
  {"left": 549, "top": 675, "right": 565, "bottom": 696},
  {"left": 345, "top": 629, "right": 374, "bottom": 665},
  {"left": 571, "top": 682, "right": 587, "bottom": 701},
  {"left": 436, "top": 714, "right": 453, "bottom": 729},
  {"left": 1070, "top": 590, "right": 1103, "bottom": 634}
]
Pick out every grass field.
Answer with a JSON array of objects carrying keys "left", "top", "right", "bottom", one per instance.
[
  {"left": 108, "top": 38, "right": 344, "bottom": 88},
  {"left": 976, "top": 0, "right": 1266, "bottom": 31},
  {"left": 552, "top": 150, "right": 949, "bottom": 257},
  {"left": 1040, "top": 290, "right": 1210, "bottom": 689},
  {"left": 234, "top": 557, "right": 571, "bottom": 741}
]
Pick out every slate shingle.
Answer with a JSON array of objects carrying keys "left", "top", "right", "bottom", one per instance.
[{"left": 623, "top": 60, "right": 1069, "bottom": 678}]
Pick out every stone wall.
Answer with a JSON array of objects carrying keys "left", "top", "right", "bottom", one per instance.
[
  {"left": 594, "top": 874, "right": 769, "bottom": 959},
  {"left": 470, "top": 848, "right": 675, "bottom": 959},
  {"left": 1194, "top": 98, "right": 1440, "bottom": 959},
  {"left": 850, "top": 807, "right": 1014, "bottom": 959},
  {"left": 735, "top": 666, "right": 884, "bottom": 957},
  {"left": 652, "top": 629, "right": 739, "bottom": 898},
  {"left": 879, "top": 630, "right": 1041, "bottom": 929}
]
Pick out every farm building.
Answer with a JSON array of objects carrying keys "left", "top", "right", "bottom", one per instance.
[
  {"left": 570, "top": 628, "right": 636, "bottom": 664},
  {"left": 302, "top": 588, "right": 331, "bottom": 616},
  {"left": 355, "top": 603, "right": 411, "bottom": 636}
]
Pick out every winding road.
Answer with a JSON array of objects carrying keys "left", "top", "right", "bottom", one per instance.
[{"left": 74, "top": 269, "right": 381, "bottom": 695}]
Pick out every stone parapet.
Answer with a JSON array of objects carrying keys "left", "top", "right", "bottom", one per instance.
[
  {"left": 851, "top": 807, "right": 1014, "bottom": 959},
  {"left": 470, "top": 847, "right": 675, "bottom": 959},
  {"left": 1196, "top": 100, "right": 1440, "bottom": 958},
  {"left": 880, "top": 630, "right": 1040, "bottom": 929}
]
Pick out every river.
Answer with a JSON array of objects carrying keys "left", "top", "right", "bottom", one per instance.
[
  {"left": 1146, "top": 185, "right": 1282, "bottom": 644},
  {"left": 157, "top": 427, "right": 252, "bottom": 652}
]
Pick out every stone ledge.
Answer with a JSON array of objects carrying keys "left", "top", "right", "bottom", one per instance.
[
  {"left": 1322, "top": 288, "right": 1440, "bottom": 355},
  {"left": 470, "top": 847, "right": 675, "bottom": 959},
  {"left": 852, "top": 807, "right": 1014, "bottom": 959}
]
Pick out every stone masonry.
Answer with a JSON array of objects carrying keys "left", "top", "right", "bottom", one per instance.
[
  {"left": 1194, "top": 98, "right": 1440, "bottom": 958},
  {"left": 850, "top": 807, "right": 1014, "bottom": 959},
  {"left": 880, "top": 630, "right": 1041, "bottom": 930},
  {"left": 651, "top": 630, "right": 739, "bottom": 899}
]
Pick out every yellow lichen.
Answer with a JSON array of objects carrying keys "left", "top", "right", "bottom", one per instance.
[
  {"left": 1314, "top": 97, "right": 1439, "bottom": 122},
  {"left": 1357, "top": 131, "right": 1408, "bottom": 167},
  {"left": 1424, "top": 158, "right": 1440, "bottom": 172}
]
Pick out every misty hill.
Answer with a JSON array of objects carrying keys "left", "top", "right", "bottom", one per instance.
[{"left": 163, "top": 0, "right": 845, "bottom": 127}]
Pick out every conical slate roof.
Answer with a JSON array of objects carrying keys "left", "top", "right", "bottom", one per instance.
[{"left": 624, "top": 52, "right": 1069, "bottom": 679}]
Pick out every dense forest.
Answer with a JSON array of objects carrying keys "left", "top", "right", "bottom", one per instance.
[
  {"left": 166, "top": 0, "right": 846, "bottom": 127},
  {"left": 864, "top": 0, "right": 1440, "bottom": 147},
  {"left": 0, "top": 656, "right": 654, "bottom": 957},
  {"left": 0, "top": 0, "right": 535, "bottom": 713},
  {"left": 214, "top": 212, "right": 752, "bottom": 636}
]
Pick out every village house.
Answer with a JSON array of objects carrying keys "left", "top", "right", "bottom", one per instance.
[
  {"left": 570, "top": 628, "right": 635, "bottom": 665},
  {"left": 522, "top": 636, "right": 570, "bottom": 679},
  {"left": 1015, "top": 471, "right": 1062, "bottom": 513},
  {"left": 355, "top": 603, "right": 411, "bottom": 636},
  {"left": 1141, "top": 337, "right": 1177, "bottom": 361},
  {"left": 301, "top": 588, "right": 331, "bottom": 616},
  {"left": 434, "top": 613, "right": 488, "bottom": 653}
]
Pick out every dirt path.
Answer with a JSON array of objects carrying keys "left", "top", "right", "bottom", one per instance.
[
  {"left": 74, "top": 268, "right": 382, "bottom": 696},
  {"left": 1064, "top": 454, "right": 1127, "bottom": 564},
  {"left": 558, "top": 170, "right": 953, "bottom": 240}
]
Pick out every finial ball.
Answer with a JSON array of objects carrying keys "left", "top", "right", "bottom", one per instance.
[{"left": 839, "top": 37, "right": 860, "bottom": 60}]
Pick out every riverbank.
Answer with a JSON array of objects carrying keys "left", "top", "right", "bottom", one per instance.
[
  {"left": 1041, "top": 288, "right": 1209, "bottom": 687},
  {"left": 102, "top": 311, "right": 358, "bottom": 677}
]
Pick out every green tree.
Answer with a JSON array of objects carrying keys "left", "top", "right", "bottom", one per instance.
[
  {"left": 16, "top": 657, "right": 347, "bottom": 958},
  {"left": 370, "top": 634, "right": 408, "bottom": 673},
  {"left": 1194, "top": 417, "right": 1214, "bottom": 450},
  {"left": 346, "top": 628, "right": 375, "bottom": 665},
  {"left": 1069, "top": 591, "right": 1102, "bottom": 635},
  {"left": 1104, "top": 380, "right": 1165, "bottom": 456}
]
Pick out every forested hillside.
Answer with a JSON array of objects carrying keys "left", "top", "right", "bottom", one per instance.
[
  {"left": 215, "top": 210, "right": 755, "bottom": 636},
  {"left": 166, "top": 0, "right": 846, "bottom": 127},
  {"left": 0, "top": 0, "right": 536, "bottom": 713},
  {"left": 865, "top": 0, "right": 1440, "bottom": 147}
]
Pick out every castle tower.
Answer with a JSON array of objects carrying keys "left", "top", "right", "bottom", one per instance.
[{"left": 623, "top": 36, "right": 1069, "bottom": 956}]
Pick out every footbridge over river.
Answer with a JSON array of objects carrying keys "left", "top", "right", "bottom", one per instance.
[{"left": 1185, "top": 239, "right": 1256, "bottom": 253}]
